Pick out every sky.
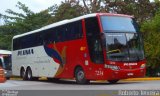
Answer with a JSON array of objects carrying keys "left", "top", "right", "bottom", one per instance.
[
  {"left": 0, "top": 0, "right": 155, "bottom": 15},
  {"left": 0, "top": 0, "right": 64, "bottom": 25},
  {"left": 0, "top": 0, "right": 155, "bottom": 16},
  {"left": 0, "top": 0, "right": 155, "bottom": 25},
  {"left": 0, "top": 0, "right": 64, "bottom": 15}
]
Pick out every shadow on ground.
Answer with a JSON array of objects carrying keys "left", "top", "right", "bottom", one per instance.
[{"left": 35, "top": 79, "right": 142, "bottom": 85}]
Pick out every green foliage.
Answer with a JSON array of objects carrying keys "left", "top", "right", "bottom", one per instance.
[
  {"left": 53, "top": 1, "right": 84, "bottom": 22},
  {"left": 0, "top": 2, "right": 54, "bottom": 50},
  {"left": 81, "top": 0, "right": 156, "bottom": 24},
  {"left": 141, "top": 10, "right": 160, "bottom": 76},
  {"left": 0, "top": 1, "right": 85, "bottom": 50},
  {"left": 104, "top": 0, "right": 155, "bottom": 24}
]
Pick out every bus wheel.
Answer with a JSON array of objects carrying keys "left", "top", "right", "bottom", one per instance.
[
  {"left": 20, "top": 68, "right": 26, "bottom": 80},
  {"left": 48, "top": 78, "right": 60, "bottom": 83},
  {"left": 26, "top": 68, "right": 33, "bottom": 80},
  {"left": 108, "top": 80, "right": 119, "bottom": 84},
  {"left": 75, "top": 67, "right": 89, "bottom": 84},
  {"left": 32, "top": 77, "right": 39, "bottom": 81},
  {"left": 6, "top": 77, "right": 10, "bottom": 80}
]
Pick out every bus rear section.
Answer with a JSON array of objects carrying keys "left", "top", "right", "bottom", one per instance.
[
  {"left": 12, "top": 13, "right": 146, "bottom": 84},
  {"left": 0, "top": 50, "right": 12, "bottom": 79}
]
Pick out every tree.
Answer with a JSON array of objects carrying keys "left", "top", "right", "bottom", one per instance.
[
  {"left": 80, "top": 0, "right": 156, "bottom": 23},
  {"left": 82, "top": 0, "right": 105, "bottom": 13},
  {"left": 0, "top": 2, "right": 54, "bottom": 50},
  {"left": 103, "top": 0, "right": 155, "bottom": 23},
  {"left": 141, "top": 8, "right": 160, "bottom": 76},
  {"left": 53, "top": 0, "right": 84, "bottom": 22}
]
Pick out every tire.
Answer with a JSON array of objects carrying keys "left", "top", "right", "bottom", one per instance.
[
  {"left": 20, "top": 68, "right": 26, "bottom": 80},
  {"left": 75, "top": 67, "right": 89, "bottom": 84},
  {"left": 26, "top": 68, "right": 33, "bottom": 81},
  {"left": 6, "top": 77, "right": 10, "bottom": 80},
  {"left": 48, "top": 78, "right": 60, "bottom": 83},
  {"left": 108, "top": 80, "right": 119, "bottom": 84},
  {"left": 32, "top": 77, "right": 39, "bottom": 81}
]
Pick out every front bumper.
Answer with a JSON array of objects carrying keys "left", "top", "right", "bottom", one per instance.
[
  {"left": 105, "top": 68, "right": 146, "bottom": 80},
  {"left": 4, "top": 70, "right": 12, "bottom": 78}
]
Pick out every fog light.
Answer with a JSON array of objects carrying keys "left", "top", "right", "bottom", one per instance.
[{"left": 140, "top": 64, "right": 146, "bottom": 69}]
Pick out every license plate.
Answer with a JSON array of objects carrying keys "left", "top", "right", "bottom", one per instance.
[{"left": 127, "top": 73, "right": 134, "bottom": 76}]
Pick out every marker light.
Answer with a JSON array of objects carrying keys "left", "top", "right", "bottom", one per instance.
[{"left": 140, "top": 64, "right": 146, "bottom": 69}]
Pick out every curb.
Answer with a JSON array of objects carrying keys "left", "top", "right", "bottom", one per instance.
[
  {"left": 123, "top": 77, "right": 160, "bottom": 81},
  {"left": 96, "top": 77, "right": 160, "bottom": 83},
  {"left": 9, "top": 77, "right": 160, "bottom": 82}
]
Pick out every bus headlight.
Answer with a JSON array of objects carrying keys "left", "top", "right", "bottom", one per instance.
[
  {"left": 140, "top": 64, "right": 146, "bottom": 69},
  {"left": 2, "top": 70, "right": 7, "bottom": 74},
  {"left": 104, "top": 64, "right": 120, "bottom": 70}
]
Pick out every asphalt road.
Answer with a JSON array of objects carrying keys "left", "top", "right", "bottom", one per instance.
[{"left": 0, "top": 79, "right": 160, "bottom": 90}]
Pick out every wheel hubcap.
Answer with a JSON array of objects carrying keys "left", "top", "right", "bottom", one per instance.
[
  {"left": 77, "top": 71, "right": 84, "bottom": 81},
  {"left": 28, "top": 71, "right": 31, "bottom": 79},
  {"left": 22, "top": 70, "right": 25, "bottom": 78}
]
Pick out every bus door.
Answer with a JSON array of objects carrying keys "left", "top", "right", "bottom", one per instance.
[{"left": 85, "top": 17, "right": 104, "bottom": 64}]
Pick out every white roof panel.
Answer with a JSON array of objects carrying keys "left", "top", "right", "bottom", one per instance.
[
  {"left": 13, "top": 13, "right": 97, "bottom": 39},
  {"left": 0, "top": 50, "right": 11, "bottom": 54}
]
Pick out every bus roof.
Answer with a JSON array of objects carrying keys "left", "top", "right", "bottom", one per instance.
[
  {"left": 13, "top": 13, "right": 133, "bottom": 39},
  {"left": 0, "top": 50, "right": 11, "bottom": 55}
]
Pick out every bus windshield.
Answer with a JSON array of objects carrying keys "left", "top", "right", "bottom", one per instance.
[
  {"left": 101, "top": 16, "right": 145, "bottom": 62},
  {"left": 101, "top": 16, "right": 138, "bottom": 32},
  {"left": 3, "top": 55, "right": 12, "bottom": 70}
]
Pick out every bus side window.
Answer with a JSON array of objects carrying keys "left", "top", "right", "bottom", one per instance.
[
  {"left": 65, "top": 21, "right": 83, "bottom": 41},
  {"left": 69, "top": 23, "right": 76, "bottom": 40},
  {"left": 0, "top": 58, "right": 3, "bottom": 67},
  {"left": 13, "top": 39, "right": 18, "bottom": 50},
  {"left": 44, "top": 28, "right": 55, "bottom": 44},
  {"left": 37, "top": 32, "right": 43, "bottom": 46},
  {"left": 75, "top": 21, "right": 83, "bottom": 39},
  {"left": 57, "top": 27, "right": 62, "bottom": 42}
]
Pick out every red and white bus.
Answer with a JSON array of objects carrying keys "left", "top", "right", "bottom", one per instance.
[{"left": 12, "top": 13, "right": 146, "bottom": 84}]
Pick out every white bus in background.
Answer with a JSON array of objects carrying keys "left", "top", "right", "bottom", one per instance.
[{"left": 0, "top": 50, "right": 12, "bottom": 79}]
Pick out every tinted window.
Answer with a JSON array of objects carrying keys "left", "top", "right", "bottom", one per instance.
[
  {"left": 4, "top": 56, "right": 12, "bottom": 70},
  {"left": 106, "top": 33, "right": 129, "bottom": 61},
  {"left": 13, "top": 20, "right": 83, "bottom": 50},
  {"left": 43, "top": 21, "right": 83, "bottom": 44},
  {"left": 58, "top": 25, "right": 66, "bottom": 42},
  {"left": 85, "top": 17, "right": 104, "bottom": 64},
  {"left": 105, "top": 33, "right": 145, "bottom": 62},
  {"left": 101, "top": 16, "right": 137, "bottom": 32},
  {"left": 13, "top": 38, "right": 18, "bottom": 50},
  {"left": 66, "top": 21, "right": 83, "bottom": 40},
  {"left": 0, "top": 59, "right": 3, "bottom": 67},
  {"left": 13, "top": 38, "right": 23, "bottom": 50}
]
